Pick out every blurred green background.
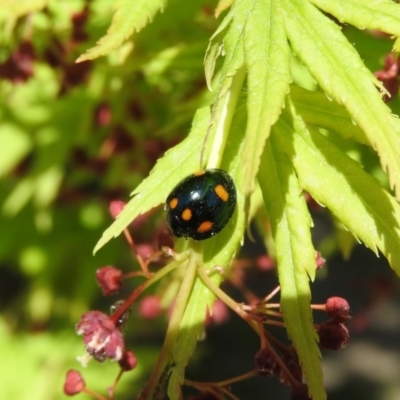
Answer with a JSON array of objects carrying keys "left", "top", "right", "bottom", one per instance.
[{"left": 0, "top": 1, "right": 213, "bottom": 398}]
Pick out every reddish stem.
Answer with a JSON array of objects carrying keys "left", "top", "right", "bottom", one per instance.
[
  {"left": 261, "top": 285, "right": 281, "bottom": 303},
  {"left": 108, "top": 368, "right": 124, "bottom": 400},
  {"left": 122, "top": 228, "right": 150, "bottom": 276},
  {"left": 110, "top": 260, "right": 181, "bottom": 325},
  {"left": 81, "top": 388, "right": 108, "bottom": 400},
  {"left": 311, "top": 304, "right": 326, "bottom": 311}
]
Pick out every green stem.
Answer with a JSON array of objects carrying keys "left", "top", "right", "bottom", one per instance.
[
  {"left": 111, "top": 257, "right": 186, "bottom": 325},
  {"left": 197, "top": 267, "right": 299, "bottom": 386},
  {"left": 139, "top": 242, "right": 202, "bottom": 400},
  {"left": 196, "top": 265, "right": 259, "bottom": 335},
  {"left": 186, "top": 369, "right": 257, "bottom": 389},
  {"left": 205, "top": 66, "right": 246, "bottom": 169}
]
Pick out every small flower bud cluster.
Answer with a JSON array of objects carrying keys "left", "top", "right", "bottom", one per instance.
[
  {"left": 318, "top": 297, "right": 350, "bottom": 350},
  {"left": 76, "top": 311, "right": 124, "bottom": 363}
]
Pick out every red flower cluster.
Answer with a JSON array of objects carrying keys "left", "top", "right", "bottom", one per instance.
[{"left": 76, "top": 311, "right": 124, "bottom": 363}]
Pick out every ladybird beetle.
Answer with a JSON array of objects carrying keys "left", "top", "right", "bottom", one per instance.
[{"left": 165, "top": 169, "right": 237, "bottom": 241}]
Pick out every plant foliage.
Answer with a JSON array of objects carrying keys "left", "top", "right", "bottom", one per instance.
[
  {"left": 2, "top": 0, "right": 400, "bottom": 399},
  {"left": 89, "top": 1, "right": 400, "bottom": 399}
]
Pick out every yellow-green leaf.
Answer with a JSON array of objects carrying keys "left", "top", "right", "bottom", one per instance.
[
  {"left": 283, "top": 0, "right": 400, "bottom": 200},
  {"left": 242, "top": 0, "right": 291, "bottom": 197},
  {"left": 289, "top": 85, "right": 368, "bottom": 145},
  {"left": 310, "top": 0, "right": 400, "bottom": 36},
  {"left": 259, "top": 136, "right": 324, "bottom": 400},
  {"left": 277, "top": 101, "right": 400, "bottom": 276},
  {"left": 77, "top": 0, "right": 167, "bottom": 62}
]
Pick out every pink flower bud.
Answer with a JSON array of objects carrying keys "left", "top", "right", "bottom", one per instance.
[
  {"left": 256, "top": 255, "right": 275, "bottom": 271},
  {"left": 119, "top": 350, "right": 138, "bottom": 371},
  {"left": 136, "top": 243, "right": 156, "bottom": 261},
  {"left": 64, "top": 369, "right": 85, "bottom": 395},
  {"left": 96, "top": 266, "right": 123, "bottom": 296},
  {"left": 205, "top": 299, "right": 229, "bottom": 326},
  {"left": 109, "top": 201, "right": 126, "bottom": 219},
  {"left": 315, "top": 252, "right": 326, "bottom": 270},
  {"left": 325, "top": 296, "right": 350, "bottom": 323},
  {"left": 139, "top": 295, "right": 162, "bottom": 319}
]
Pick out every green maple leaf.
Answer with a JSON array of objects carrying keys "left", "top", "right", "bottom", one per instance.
[{"left": 77, "top": 0, "right": 167, "bottom": 62}]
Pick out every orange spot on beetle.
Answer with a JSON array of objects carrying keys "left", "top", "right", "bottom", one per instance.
[
  {"left": 194, "top": 170, "right": 206, "bottom": 176},
  {"left": 197, "top": 221, "right": 213, "bottom": 233},
  {"left": 214, "top": 184, "right": 229, "bottom": 202},
  {"left": 169, "top": 198, "right": 178, "bottom": 209},
  {"left": 182, "top": 208, "right": 192, "bottom": 221}
]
